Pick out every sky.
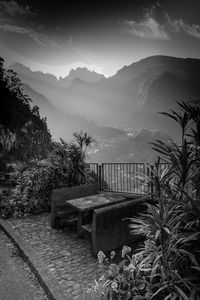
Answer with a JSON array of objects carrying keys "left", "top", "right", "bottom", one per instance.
[{"left": 0, "top": 0, "right": 200, "bottom": 78}]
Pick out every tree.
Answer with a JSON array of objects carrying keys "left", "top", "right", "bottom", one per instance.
[
  {"left": 0, "top": 57, "right": 52, "bottom": 168},
  {"left": 72, "top": 130, "right": 96, "bottom": 158}
]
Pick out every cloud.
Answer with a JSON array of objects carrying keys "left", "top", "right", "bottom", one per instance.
[
  {"left": 0, "top": 23, "right": 62, "bottom": 48},
  {"left": 0, "top": 1, "right": 36, "bottom": 16},
  {"left": 122, "top": 8, "right": 200, "bottom": 41},
  {"left": 0, "top": 23, "right": 44, "bottom": 45},
  {"left": 122, "top": 11, "right": 169, "bottom": 40},
  {"left": 167, "top": 15, "right": 200, "bottom": 39}
]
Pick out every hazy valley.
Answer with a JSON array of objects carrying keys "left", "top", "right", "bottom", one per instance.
[{"left": 10, "top": 55, "right": 200, "bottom": 162}]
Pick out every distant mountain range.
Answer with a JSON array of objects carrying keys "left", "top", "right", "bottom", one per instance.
[
  {"left": 9, "top": 55, "right": 200, "bottom": 162},
  {"left": 22, "top": 82, "right": 124, "bottom": 141}
]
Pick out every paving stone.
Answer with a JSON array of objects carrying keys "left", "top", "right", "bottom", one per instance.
[
  {"left": 66, "top": 280, "right": 75, "bottom": 286},
  {"left": 71, "top": 289, "right": 81, "bottom": 297},
  {"left": 7, "top": 212, "right": 104, "bottom": 298}
]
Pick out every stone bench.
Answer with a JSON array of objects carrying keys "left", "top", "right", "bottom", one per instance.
[
  {"left": 51, "top": 183, "right": 99, "bottom": 228},
  {"left": 81, "top": 198, "right": 147, "bottom": 257}
]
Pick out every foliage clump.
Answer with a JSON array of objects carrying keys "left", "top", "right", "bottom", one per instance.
[
  {"left": 82, "top": 101, "right": 200, "bottom": 300},
  {"left": 0, "top": 131, "right": 96, "bottom": 218},
  {"left": 0, "top": 57, "right": 51, "bottom": 168}
]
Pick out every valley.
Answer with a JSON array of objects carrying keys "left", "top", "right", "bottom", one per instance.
[{"left": 9, "top": 55, "right": 200, "bottom": 162}]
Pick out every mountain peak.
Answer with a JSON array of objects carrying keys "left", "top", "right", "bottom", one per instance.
[
  {"left": 66, "top": 67, "right": 105, "bottom": 83},
  {"left": 9, "top": 62, "right": 31, "bottom": 73},
  {"left": 9, "top": 62, "right": 58, "bottom": 85},
  {"left": 113, "top": 54, "right": 200, "bottom": 85}
]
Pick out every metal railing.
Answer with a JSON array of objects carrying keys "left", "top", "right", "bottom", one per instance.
[
  {"left": 87, "top": 162, "right": 172, "bottom": 195},
  {"left": 87, "top": 162, "right": 195, "bottom": 197},
  {"left": 101, "top": 163, "right": 147, "bottom": 194}
]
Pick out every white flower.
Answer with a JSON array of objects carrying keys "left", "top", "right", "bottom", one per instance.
[
  {"left": 122, "top": 246, "right": 131, "bottom": 258},
  {"left": 97, "top": 250, "right": 106, "bottom": 263},
  {"left": 127, "top": 263, "right": 135, "bottom": 272},
  {"left": 109, "top": 263, "right": 118, "bottom": 276},
  {"left": 110, "top": 250, "right": 116, "bottom": 259},
  {"left": 111, "top": 281, "right": 118, "bottom": 292}
]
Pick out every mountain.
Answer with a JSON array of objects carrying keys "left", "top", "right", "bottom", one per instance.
[
  {"left": 21, "top": 83, "right": 67, "bottom": 139},
  {"left": 63, "top": 55, "right": 200, "bottom": 135},
  {"left": 10, "top": 63, "right": 106, "bottom": 115},
  {"left": 21, "top": 82, "right": 124, "bottom": 141},
  {"left": 68, "top": 55, "right": 200, "bottom": 130},
  {"left": 88, "top": 128, "right": 172, "bottom": 163},
  {"left": 10, "top": 63, "right": 59, "bottom": 86},
  {"left": 10, "top": 63, "right": 104, "bottom": 87},
  {"left": 9, "top": 55, "right": 200, "bottom": 147},
  {"left": 10, "top": 55, "right": 198, "bottom": 163},
  {"left": 22, "top": 83, "right": 57, "bottom": 116},
  {"left": 60, "top": 67, "right": 105, "bottom": 86}
]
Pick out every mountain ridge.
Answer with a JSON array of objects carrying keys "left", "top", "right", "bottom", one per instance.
[
  {"left": 10, "top": 55, "right": 200, "bottom": 139},
  {"left": 9, "top": 63, "right": 105, "bottom": 86}
]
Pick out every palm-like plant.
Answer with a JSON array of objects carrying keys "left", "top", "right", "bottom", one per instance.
[
  {"left": 129, "top": 187, "right": 200, "bottom": 299},
  {"left": 151, "top": 139, "right": 195, "bottom": 194},
  {"left": 73, "top": 130, "right": 96, "bottom": 157},
  {"left": 50, "top": 133, "right": 95, "bottom": 187},
  {"left": 160, "top": 101, "right": 190, "bottom": 143},
  {"left": 135, "top": 157, "right": 175, "bottom": 200},
  {"left": 129, "top": 101, "right": 200, "bottom": 299}
]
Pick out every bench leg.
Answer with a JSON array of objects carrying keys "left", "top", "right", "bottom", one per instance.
[{"left": 77, "top": 212, "right": 84, "bottom": 238}]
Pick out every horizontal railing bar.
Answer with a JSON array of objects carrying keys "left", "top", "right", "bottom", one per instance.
[{"left": 101, "top": 163, "right": 146, "bottom": 165}]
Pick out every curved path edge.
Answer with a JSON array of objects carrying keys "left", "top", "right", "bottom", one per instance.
[{"left": 0, "top": 218, "right": 71, "bottom": 300}]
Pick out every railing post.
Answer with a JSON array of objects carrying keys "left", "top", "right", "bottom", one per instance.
[
  {"left": 146, "top": 163, "right": 154, "bottom": 197},
  {"left": 98, "top": 164, "right": 102, "bottom": 192},
  {"left": 150, "top": 164, "right": 154, "bottom": 197},
  {"left": 146, "top": 163, "right": 150, "bottom": 194}
]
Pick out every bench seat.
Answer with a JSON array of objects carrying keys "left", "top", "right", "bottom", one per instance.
[
  {"left": 83, "top": 198, "right": 147, "bottom": 257},
  {"left": 81, "top": 223, "right": 92, "bottom": 233},
  {"left": 51, "top": 183, "right": 99, "bottom": 228},
  {"left": 56, "top": 211, "right": 78, "bottom": 223}
]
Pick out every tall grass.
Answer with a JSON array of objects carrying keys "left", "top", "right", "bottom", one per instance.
[
  {"left": 129, "top": 101, "right": 200, "bottom": 299},
  {"left": 85, "top": 101, "right": 200, "bottom": 300}
]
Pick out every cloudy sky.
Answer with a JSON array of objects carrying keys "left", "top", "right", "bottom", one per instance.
[{"left": 0, "top": 0, "right": 200, "bottom": 78}]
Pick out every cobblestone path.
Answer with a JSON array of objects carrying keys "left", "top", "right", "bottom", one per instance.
[
  {"left": 0, "top": 230, "right": 48, "bottom": 300},
  {"left": 8, "top": 213, "right": 103, "bottom": 298}
]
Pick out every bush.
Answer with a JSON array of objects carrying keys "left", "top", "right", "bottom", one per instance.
[
  {"left": 0, "top": 132, "right": 96, "bottom": 218},
  {"left": 83, "top": 101, "right": 200, "bottom": 299},
  {"left": 82, "top": 247, "right": 159, "bottom": 300}
]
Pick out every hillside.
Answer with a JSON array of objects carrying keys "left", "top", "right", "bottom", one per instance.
[
  {"left": 0, "top": 57, "right": 51, "bottom": 166},
  {"left": 88, "top": 128, "right": 172, "bottom": 163},
  {"left": 21, "top": 82, "right": 125, "bottom": 141},
  {"left": 8, "top": 55, "right": 200, "bottom": 162},
  {"left": 10, "top": 55, "right": 200, "bottom": 139}
]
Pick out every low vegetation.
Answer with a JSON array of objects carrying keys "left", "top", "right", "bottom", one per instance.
[
  {"left": 0, "top": 57, "right": 51, "bottom": 170},
  {"left": 82, "top": 101, "right": 200, "bottom": 299},
  {"left": 0, "top": 132, "right": 96, "bottom": 218}
]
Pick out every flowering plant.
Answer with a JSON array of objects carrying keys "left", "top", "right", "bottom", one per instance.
[{"left": 94, "top": 247, "right": 153, "bottom": 300}]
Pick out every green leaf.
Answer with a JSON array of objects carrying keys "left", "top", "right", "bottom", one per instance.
[
  {"left": 155, "top": 230, "right": 161, "bottom": 240},
  {"left": 174, "top": 286, "right": 190, "bottom": 300},
  {"left": 190, "top": 266, "right": 200, "bottom": 272},
  {"left": 152, "top": 284, "right": 169, "bottom": 298},
  {"left": 164, "top": 227, "right": 170, "bottom": 234},
  {"left": 133, "top": 296, "right": 145, "bottom": 300},
  {"left": 164, "top": 294, "right": 173, "bottom": 300}
]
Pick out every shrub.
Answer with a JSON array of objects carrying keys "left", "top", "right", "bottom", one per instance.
[
  {"left": 0, "top": 132, "right": 96, "bottom": 218},
  {"left": 84, "top": 101, "right": 200, "bottom": 299}
]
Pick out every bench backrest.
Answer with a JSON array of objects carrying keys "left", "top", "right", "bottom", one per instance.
[
  {"left": 51, "top": 183, "right": 99, "bottom": 208},
  {"left": 91, "top": 199, "right": 146, "bottom": 256}
]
